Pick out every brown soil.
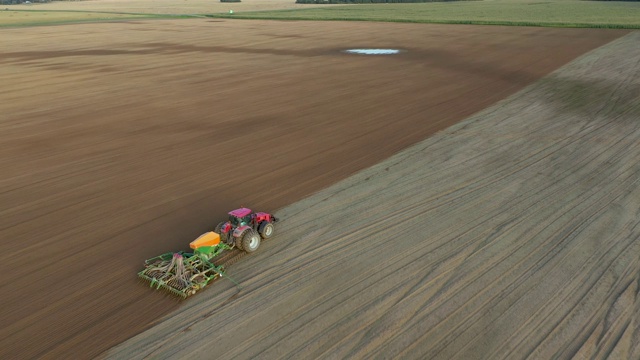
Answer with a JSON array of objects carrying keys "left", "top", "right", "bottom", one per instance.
[
  {"left": 0, "top": 19, "right": 626, "bottom": 359},
  {"left": 109, "top": 31, "right": 640, "bottom": 359}
]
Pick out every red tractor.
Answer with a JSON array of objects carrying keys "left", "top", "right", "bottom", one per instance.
[{"left": 215, "top": 208, "right": 279, "bottom": 253}]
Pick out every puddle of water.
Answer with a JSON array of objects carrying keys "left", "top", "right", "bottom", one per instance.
[{"left": 344, "top": 49, "right": 401, "bottom": 55}]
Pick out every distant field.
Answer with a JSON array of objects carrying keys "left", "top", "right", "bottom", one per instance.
[
  {"left": 4, "top": 0, "right": 338, "bottom": 15},
  {"left": 0, "top": 10, "right": 159, "bottom": 26},
  {"left": 1, "top": 0, "right": 338, "bottom": 26},
  {"left": 4, "top": 0, "right": 639, "bottom": 28},
  {"left": 209, "top": 0, "right": 640, "bottom": 28}
]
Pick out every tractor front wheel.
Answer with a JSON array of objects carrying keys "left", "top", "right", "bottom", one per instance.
[
  {"left": 241, "top": 229, "right": 261, "bottom": 253},
  {"left": 258, "top": 221, "right": 275, "bottom": 239}
]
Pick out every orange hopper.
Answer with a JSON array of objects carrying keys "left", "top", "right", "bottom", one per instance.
[{"left": 190, "top": 232, "right": 221, "bottom": 250}]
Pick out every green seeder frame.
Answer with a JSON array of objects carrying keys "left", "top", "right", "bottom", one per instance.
[{"left": 138, "top": 250, "right": 227, "bottom": 298}]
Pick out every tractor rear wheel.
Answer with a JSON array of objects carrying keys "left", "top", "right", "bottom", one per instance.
[
  {"left": 258, "top": 221, "right": 275, "bottom": 239},
  {"left": 241, "top": 229, "right": 261, "bottom": 253},
  {"left": 234, "top": 232, "right": 244, "bottom": 250},
  {"left": 215, "top": 222, "right": 229, "bottom": 244}
]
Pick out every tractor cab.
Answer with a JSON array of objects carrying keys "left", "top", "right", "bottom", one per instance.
[{"left": 228, "top": 208, "right": 254, "bottom": 227}]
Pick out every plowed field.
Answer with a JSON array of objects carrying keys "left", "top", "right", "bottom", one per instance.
[
  {"left": 110, "top": 31, "right": 640, "bottom": 359},
  {"left": 0, "top": 19, "right": 626, "bottom": 359}
]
